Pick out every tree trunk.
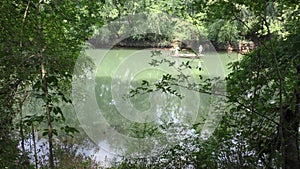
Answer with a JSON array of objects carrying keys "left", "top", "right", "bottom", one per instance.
[
  {"left": 282, "top": 109, "right": 300, "bottom": 169},
  {"left": 35, "top": 1, "right": 54, "bottom": 168},
  {"left": 18, "top": 81, "right": 30, "bottom": 167},
  {"left": 31, "top": 124, "right": 38, "bottom": 169},
  {"left": 18, "top": 98, "right": 26, "bottom": 161},
  {"left": 281, "top": 65, "right": 300, "bottom": 169},
  {"left": 41, "top": 63, "right": 54, "bottom": 169}
]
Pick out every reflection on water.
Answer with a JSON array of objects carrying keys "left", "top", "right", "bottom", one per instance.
[
  {"left": 22, "top": 136, "right": 119, "bottom": 168},
  {"left": 72, "top": 49, "right": 236, "bottom": 165}
]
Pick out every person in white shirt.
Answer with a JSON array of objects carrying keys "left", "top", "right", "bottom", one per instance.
[
  {"left": 198, "top": 44, "right": 203, "bottom": 55},
  {"left": 175, "top": 46, "right": 180, "bottom": 55}
]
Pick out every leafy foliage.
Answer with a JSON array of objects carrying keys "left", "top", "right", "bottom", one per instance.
[{"left": 1, "top": 0, "right": 299, "bottom": 168}]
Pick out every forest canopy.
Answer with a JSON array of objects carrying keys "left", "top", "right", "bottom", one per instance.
[{"left": 0, "top": 0, "right": 299, "bottom": 168}]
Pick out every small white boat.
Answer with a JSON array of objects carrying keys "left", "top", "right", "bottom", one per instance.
[{"left": 171, "top": 53, "right": 203, "bottom": 58}]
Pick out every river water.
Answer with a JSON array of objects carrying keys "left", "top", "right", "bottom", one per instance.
[{"left": 24, "top": 49, "right": 240, "bottom": 167}]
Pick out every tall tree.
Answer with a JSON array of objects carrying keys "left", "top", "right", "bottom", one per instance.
[
  {"left": 0, "top": 0, "right": 104, "bottom": 167},
  {"left": 214, "top": 0, "right": 300, "bottom": 168}
]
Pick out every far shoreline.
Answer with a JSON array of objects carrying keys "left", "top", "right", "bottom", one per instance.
[{"left": 85, "top": 46, "right": 239, "bottom": 53}]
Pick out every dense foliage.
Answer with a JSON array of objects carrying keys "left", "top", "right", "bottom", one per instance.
[
  {"left": 0, "top": 0, "right": 103, "bottom": 168},
  {"left": 0, "top": 0, "right": 299, "bottom": 168}
]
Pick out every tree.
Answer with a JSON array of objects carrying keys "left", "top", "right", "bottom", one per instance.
[
  {"left": 0, "top": 0, "right": 104, "bottom": 168},
  {"left": 207, "top": 0, "right": 300, "bottom": 168},
  {"left": 108, "top": 0, "right": 300, "bottom": 168}
]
